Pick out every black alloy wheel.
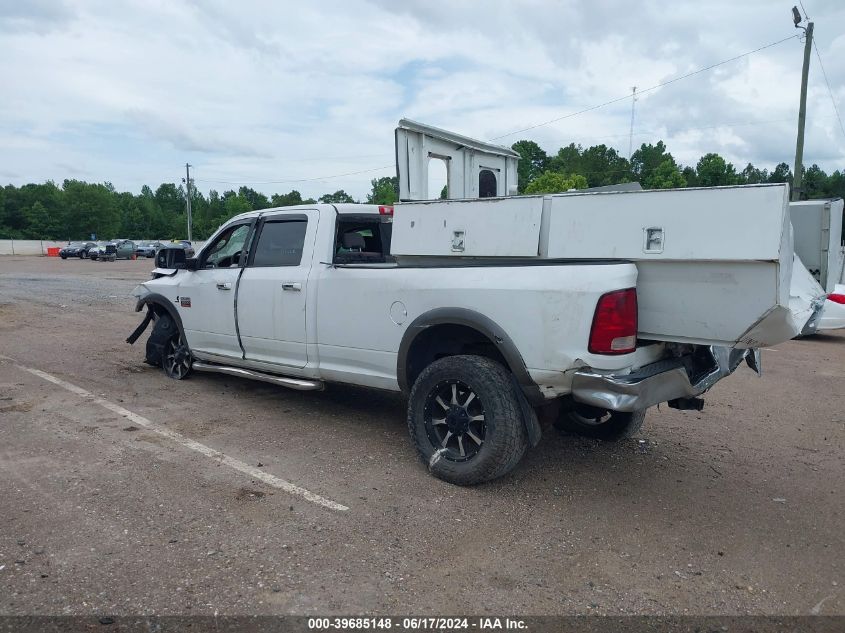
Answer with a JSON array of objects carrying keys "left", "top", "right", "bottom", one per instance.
[
  {"left": 163, "top": 332, "right": 192, "bottom": 380},
  {"left": 423, "top": 380, "right": 486, "bottom": 462}
]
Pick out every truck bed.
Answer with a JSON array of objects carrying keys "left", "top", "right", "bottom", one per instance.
[{"left": 391, "top": 184, "right": 816, "bottom": 348}]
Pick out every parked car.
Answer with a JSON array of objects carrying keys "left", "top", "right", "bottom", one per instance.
[
  {"left": 136, "top": 241, "right": 164, "bottom": 258},
  {"left": 93, "top": 239, "right": 136, "bottom": 261},
  {"left": 87, "top": 241, "right": 108, "bottom": 260},
  {"left": 169, "top": 240, "right": 195, "bottom": 258},
  {"left": 59, "top": 241, "right": 97, "bottom": 259}
]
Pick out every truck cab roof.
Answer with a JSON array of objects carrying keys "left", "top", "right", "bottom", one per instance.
[{"left": 229, "top": 203, "right": 386, "bottom": 224}]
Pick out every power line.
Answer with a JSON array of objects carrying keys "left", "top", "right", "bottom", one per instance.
[
  {"left": 812, "top": 39, "right": 845, "bottom": 141},
  {"left": 490, "top": 33, "right": 800, "bottom": 141},
  {"left": 555, "top": 114, "right": 820, "bottom": 146},
  {"left": 798, "top": 1, "right": 809, "bottom": 21}
]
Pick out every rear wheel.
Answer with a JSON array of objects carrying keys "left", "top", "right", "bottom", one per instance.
[
  {"left": 407, "top": 355, "right": 528, "bottom": 486},
  {"left": 555, "top": 403, "right": 645, "bottom": 441}
]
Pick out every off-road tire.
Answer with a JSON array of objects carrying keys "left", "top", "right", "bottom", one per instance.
[
  {"left": 555, "top": 405, "right": 646, "bottom": 441},
  {"left": 407, "top": 355, "right": 528, "bottom": 486}
]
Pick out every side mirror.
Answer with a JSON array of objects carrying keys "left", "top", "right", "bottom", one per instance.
[
  {"left": 185, "top": 257, "right": 199, "bottom": 271},
  {"left": 155, "top": 246, "right": 187, "bottom": 269}
]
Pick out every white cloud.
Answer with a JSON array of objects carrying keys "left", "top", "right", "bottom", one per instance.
[{"left": 0, "top": 0, "right": 843, "bottom": 202}]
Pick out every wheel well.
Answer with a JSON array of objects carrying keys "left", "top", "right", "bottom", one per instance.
[
  {"left": 404, "top": 324, "right": 511, "bottom": 391},
  {"left": 138, "top": 296, "right": 184, "bottom": 336}
]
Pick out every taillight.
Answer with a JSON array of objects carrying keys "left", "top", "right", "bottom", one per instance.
[
  {"left": 589, "top": 288, "right": 638, "bottom": 355},
  {"left": 378, "top": 205, "right": 394, "bottom": 216},
  {"left": 829, "top": 293, "right": 845, "bottom": 305}
]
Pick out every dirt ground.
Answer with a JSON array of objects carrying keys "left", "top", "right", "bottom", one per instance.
[{"left": 0, "top": 255, "right": 842, "bottom": 617}]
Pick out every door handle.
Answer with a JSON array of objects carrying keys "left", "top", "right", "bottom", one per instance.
[
  {"left": 216, "top": 282, "right": 232, "bottom": 290},
  {"left": 282, "top": 282, "right": 301, "bottom": 291}
]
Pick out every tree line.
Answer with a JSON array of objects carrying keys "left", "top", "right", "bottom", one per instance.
[
  {"left": 1, "top": 138, "right": 843, "bottom": 241},
  {"left": 513, "top": 139, "right": 845, "bottom": 196}
]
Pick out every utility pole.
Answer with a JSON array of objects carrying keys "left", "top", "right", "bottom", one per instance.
[
  {"left": 628, "top": 86, "right": 637, "bottom": 159},
  {"left": 184, "top": 163, "right": 193, "bottom": 241},
  {"left": 791, "top": 6, "right": 813, "bottom": 201}
]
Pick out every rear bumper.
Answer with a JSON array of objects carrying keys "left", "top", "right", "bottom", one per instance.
[{"left": 571, "top": 346, "right": 760, "bottom": 412}]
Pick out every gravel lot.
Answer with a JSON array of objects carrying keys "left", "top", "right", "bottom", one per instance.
[{"left": 0, "top": 256, "right": 843, "bottom": 616}]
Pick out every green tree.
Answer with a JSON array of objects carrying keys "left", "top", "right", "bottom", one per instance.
[
  {"left": 579, "top": 145, "right": 632, "bottom": 187},
  {"left": 739, "top": 163, "right": 768, "bottom": 184},
  {"left": 631, "top": 141, "right": 673, "bottom": 184},
  {"left": 512, "top": 140, "right": 548, "bottom": 193},
  {"left": 768, "top": 162, "right": 793, "bottom": 184},
  {"left": 681, "top": 166, "right": 699, "bottom": 187},
  {"left": 824, "top": 170, "right": 845, "bottom": 200},
  {"left": 645, "top": 160, "right": 687, "bottom": 189},
  {"left": 270, "top": 190, "right": 315, "bottom": 207},
  {"left": 524, "top": 171, "right": 588, "bottom": 194},
  {"left": 238, "top": 186, "right": 270, "bottom": 210},
  {"left": 801, "top": 164, "right": 828, "bottom": 199},
  {"left": 222, "top": 190, "right": 252, "bottom": 218},
  {"left": 366, "top": 177, "right": 398, "bottom": 205},
  {"left": 22, "top": 201, "right": 49, "bottom": 238},
  {"left": 62, "top": 180, "right": 120, "bottom": 240},
  {"left": 319, "top": 190, "right": 355, "bottom": 204},
  {"left": 547, "top": 143, "right": 582, "bottom": 176},
  {"left": 695, "top": 153, "right": 739, "bottom": 187}
]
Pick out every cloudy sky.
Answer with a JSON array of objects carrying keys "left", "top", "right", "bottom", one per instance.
[{"left": 1, "top": 0, "right": 844, "bottom": 200}]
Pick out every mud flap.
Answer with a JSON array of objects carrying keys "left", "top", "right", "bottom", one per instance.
[{"left": 512, "top": 376, "right": 542, "bottom": 448}]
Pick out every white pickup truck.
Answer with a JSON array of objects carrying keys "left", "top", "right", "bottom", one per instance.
[{"left": 128, "top": 181, "right": 812, "bottom": 486}]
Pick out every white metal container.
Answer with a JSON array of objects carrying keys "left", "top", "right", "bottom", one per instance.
[
  {"left": 392, "top": 184, "right": 813, "bottom": 348},
  {"left": 789, "top": 198, "right": 844, "bottom": 292}
]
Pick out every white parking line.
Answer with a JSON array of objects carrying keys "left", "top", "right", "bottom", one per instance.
[{"left": 2, "top": 357, "right": 349, "bottom": 512}]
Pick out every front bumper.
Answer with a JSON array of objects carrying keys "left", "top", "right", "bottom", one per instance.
[{"left": 571, "top": 346, "right": 760, "bottom": 412}]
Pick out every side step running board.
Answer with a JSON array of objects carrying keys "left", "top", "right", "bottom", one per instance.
[{"left": 192, "top": 361, "right": 324, "bottom": 391}]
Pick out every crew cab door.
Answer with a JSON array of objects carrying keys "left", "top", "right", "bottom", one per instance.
[
  {"left": 236, "top": 210, "right": 317, "bottom": 368},
  {"left": 177, "top": 220, "right": 253, "bottom": 357}
]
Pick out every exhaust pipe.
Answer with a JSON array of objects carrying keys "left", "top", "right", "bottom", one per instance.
[{"left": 192, "top": 362, "right": 324, "bottom": 391}]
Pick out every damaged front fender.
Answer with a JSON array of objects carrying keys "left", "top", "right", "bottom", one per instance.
[{"left": 126, "top": 306, "right": 154, "bottom": 345}]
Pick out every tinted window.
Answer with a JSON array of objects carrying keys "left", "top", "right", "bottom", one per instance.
[{"left": 252, "top": 220, "right": 307, "bottom": 267}]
